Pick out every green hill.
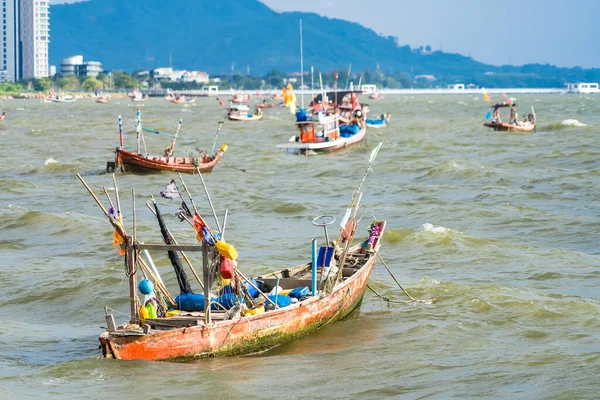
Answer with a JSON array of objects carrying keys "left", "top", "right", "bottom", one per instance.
[{"left": 50, "top": 0, "right": 600, "bottom": 87}]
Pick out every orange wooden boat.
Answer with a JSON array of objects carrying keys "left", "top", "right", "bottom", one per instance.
[
  {"left": 483, "top": 121, "right": 536, "bottom": 132},
  {"left": 113, "top": 110, "right": 226, "bottom": 174},
  {"left": 99, "top": 222, "right": 385, "bottom": 360},
  {"left": 115, "top": 146, "right": 226, "bottom": 174},
  {"left": 88, "top": 144, "right": 386, "bottom": 361}
]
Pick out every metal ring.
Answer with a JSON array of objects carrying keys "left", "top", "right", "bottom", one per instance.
[{"left": 312, "top": 215, "right": 336, "bottom": 227}]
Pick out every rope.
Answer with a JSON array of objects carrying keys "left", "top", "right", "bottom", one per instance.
[
  {"left": 374, "top": 250, "right": 436, "bottom": 304},
  {"left": 366, "top": 284, "right": 410, "bottom": 305}
]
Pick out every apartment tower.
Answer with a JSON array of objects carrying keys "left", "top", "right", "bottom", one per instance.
[{"left": 0, "top": 0, "right": 49, "bottom": 82}]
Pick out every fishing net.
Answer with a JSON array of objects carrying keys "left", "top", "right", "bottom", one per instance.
[{"left": 153, "top": 202, "right": 192, "bottom": 294}]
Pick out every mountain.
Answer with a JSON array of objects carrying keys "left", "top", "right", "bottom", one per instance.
[{"left": 50, "top": 0, "right": 600, "bottom": 87}]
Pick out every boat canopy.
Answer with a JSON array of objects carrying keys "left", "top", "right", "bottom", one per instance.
[{"left": 312, "top": 90, "right": 363, "bottom": 107}]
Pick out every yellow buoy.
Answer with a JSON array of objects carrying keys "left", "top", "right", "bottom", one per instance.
[
  {"left": 216, "top": 240, "right": 238, "bottom": 260},
  {"left": 139, "top": 305, "right": 150, "bottom": 325}
]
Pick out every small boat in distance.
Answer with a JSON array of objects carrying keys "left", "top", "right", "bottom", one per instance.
[
  {"left": 484, "top": 102, "right": 536, "bottom": 133},
  {"left": 227, "top": 103, "right": 263, "bottom": 121},
  {"left": 277, "top": 90, "right": 368, "bottom": 155},
  {"left": 369, "top": 92, "right": 384, "bottom": 100},
  {"left": 366, "top": 113, "right": 391, "bottom": 128},
  {"left": 94, "top": 91, "right": 110, "bottom": 104},
  {"left": 166, "top": 91, "right": 196, "bottom": 104},
  {"left": 129, "top": 88, "right": 149, "bottom": 102},
  {"left": 113, "top": 109, "right": 226, "bottom": 174},
  {"left": 231, "top": 93, "right": 252, "bottom": 103}
]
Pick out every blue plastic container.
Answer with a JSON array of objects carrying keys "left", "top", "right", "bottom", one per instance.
[
  {"left": 244, "top": 278, "right": 260, "bottom": 298},
  {"left": 265, "top": 295, "right": 292, "bottom": 310},
  {"left": 176, "top": 293, "right": 207, "bottom": 312},
  {"left": 288, "top": 286, "right": 310, "bottom": 299}
]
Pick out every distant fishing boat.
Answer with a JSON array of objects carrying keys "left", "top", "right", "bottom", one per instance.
[
  {"left": 366, "top": 113, "right": 391, "bottom": 128},
  {"left": 93, "top": 91, "right": 110, "bottom": 104},
  {"left": 227, "top": 103, "right": 263, "bottom": 121},
  {"left": 166, "top": 92, "right": 196, "bottom": 104},
  {"left": 52, "top": 94, "right": 75, "bottom": 103},
  {"left": 113, "top": 109, "right": 226, "bottom": 174},
  {"left": 369, "top": 92, "right": 384, "bottom": 100},
  {"left": 484, "top": 103, "right": 536, "bottom": 132},
  {"left": 231, "top": 93, "right": 252, "bottom": 103},
  {"left": 79, "top": 142, "right": 386, "bottom": 361},
  {"left": 277, "top": 90, "right": 368, "bottom": 155}
]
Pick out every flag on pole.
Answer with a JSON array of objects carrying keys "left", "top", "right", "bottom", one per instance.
[
  {"left": 369, "top": 142, "right": 383, "bottom": 163},
  {"left": 160, "top": 179, "right": 180, "bottom": 200}
]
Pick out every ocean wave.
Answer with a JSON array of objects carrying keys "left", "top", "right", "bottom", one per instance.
[
  {"left": 543, "top": 119, "right": 589, "bottom": 130},
  {"left": 417, "top": 160, "right": 494, "bottom": 180}
]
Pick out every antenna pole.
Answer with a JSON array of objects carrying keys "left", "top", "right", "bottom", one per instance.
[{"left": 300, "top": 19, "right": 304, "bottom": 109}]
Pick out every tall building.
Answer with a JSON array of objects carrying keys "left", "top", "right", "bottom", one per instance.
[
  {"left": 2, "top": 0, "right": 21, "bottom": 81},
  {"left": 20, "top": 0, "right": 49, "bottom": 79},
  {"left": 0, "top": 0, "right": 49, "bottom": 82}
]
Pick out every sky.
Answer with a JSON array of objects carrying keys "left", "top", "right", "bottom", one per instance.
[{"left": 51, "top": 0, "right": 600, "bottom": 68}]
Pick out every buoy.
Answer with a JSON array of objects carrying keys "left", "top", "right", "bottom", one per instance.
[
  {"left": 138, "top": 279, "right": 154, "bottom": 295},
  {"left": 216, "top": 240, "right": 238, "bottom": 260}
]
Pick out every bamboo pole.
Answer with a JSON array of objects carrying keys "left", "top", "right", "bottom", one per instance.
[
  {"left": 234, "top": 268, "right": 275, "bottom": 307},
  {"left": 194, "top": 166, "right": 222, "bottom": 234},
  {"left": 76, "top": 173, "right": 125, "bottom": 237}
]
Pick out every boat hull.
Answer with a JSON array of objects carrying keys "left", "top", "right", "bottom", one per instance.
[
  {"left": 484, "top": 122, "right": 536, "bottom": 132},
  {"left": 277, "top": 125, "right": 367, "bottom": 153},
  {"left": 100, "top": 222, "right": 385, "bottom": 361},
  {"left": 116, "top": 148, "right": 224, "bottom": 174}
]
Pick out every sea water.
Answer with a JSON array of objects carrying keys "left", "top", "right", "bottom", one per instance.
[{"left": 0, "top": 94, "right": 599, "bottom": 399}]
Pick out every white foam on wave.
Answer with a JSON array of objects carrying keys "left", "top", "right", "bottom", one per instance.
[
  {"left": 561, "top": 119, "right": 587, "bottom": 127},
  {"left": 44, "top": 157, "right": 58, "bottom": 166},
  {"left": 421, "top": 223, "right": 451, "bottom": 234}
]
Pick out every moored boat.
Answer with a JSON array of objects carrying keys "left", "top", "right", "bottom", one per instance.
[
  {"left": 79, "top": 143, "right": 386, "bottom": 361},
  {"left": 227, "top": 103, "right": 263, "bottom": 121},
  {"left": 113, "top": 109, "right": 226, "bottom": 174},
  {"left": 166, "top": 92, "right": 196, "bottom": 104},
  {"left": 277, "top": 90, "right": 368, "bottom": 154},
  {"left": 366, "top": 113, "right": 391, "bottom": 128}
]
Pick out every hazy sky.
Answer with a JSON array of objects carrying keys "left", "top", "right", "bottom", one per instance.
[{"left": 51, "top": 0, "right": 600, "bottom": 68}]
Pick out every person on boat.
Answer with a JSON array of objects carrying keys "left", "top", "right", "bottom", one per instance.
[{"left": 492, "top": 104, "right": 501, "bottom": 123}]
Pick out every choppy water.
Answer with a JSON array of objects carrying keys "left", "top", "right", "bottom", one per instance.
[{"left": 1, "top": 94, "right": 599, "bottom": 399}]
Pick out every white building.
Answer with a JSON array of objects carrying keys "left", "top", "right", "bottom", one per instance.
[
  {"left": 20, "top": 0, "right": 50, "bottom": 79},
  {"left": 151, "top": 67, "right": 209, "bottom": 83},
  {"left": 60, "top": 55, "right": 103, "bottom": 77},
  {"left": 0, "top": 0, "right": 49, "bottom": 81}
]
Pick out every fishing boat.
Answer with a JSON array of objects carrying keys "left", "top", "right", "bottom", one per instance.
[
  {"left": 132, "top": 93, "right": 149, "bottom": 102},
  {"left": 113, "top": 109, "right": 226, "bottom": 174},
  {"left": 369, "top": 92, "right": 384, "bottom": 100},
  {"left": 231, "top": 93, "right": 252, "bottom": 103},
  {"left": 277, "top": 90, "right": 368, "bottom": 154},
  {"left": 256, "top": 101, "right": 281, "bottom": 109},
  {"left": 79, "top": 143, "right": 386, "bottom": 361},
  {"left": 52, "top": 94, "right": 75, "bottom": 103},
  {"left": 227, "top": 103, "right": 263, "bottom": 121},
  {"left": 94, "top": 91, "right": 110, "bottom": 104},
  {"left": 166, "top": 92, "right": 196, "bottom": 104},
  {"left": 484, "top": 103, "right": 536, "bottom": 132},
  {"left": 366, "top": 113, "right": 391, "bottom": 128}
]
